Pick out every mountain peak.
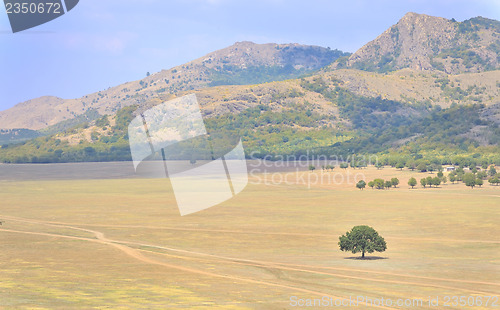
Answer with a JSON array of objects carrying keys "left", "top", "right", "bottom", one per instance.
[
  {"left": 338, "top": 13, "right": 499, "bottom": 74},
  {"left": 397, "top": 12, "right": 449, "bottom": 28},
  {"left": 233, "top": 41, "right": 257, "bottom": 46},
  {"left": 400, "top": 12, "right": 424, "bottom": 20},
  {"left": 399, "top": 12, "right": 438, "bottom": 21}
]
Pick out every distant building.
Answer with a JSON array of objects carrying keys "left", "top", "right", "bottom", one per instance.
[{"left": 446, "top": 166, "right": 455, "bottom": 171}]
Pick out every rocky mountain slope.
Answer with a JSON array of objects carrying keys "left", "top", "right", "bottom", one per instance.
[
  {"left": 332, "top": 13, "right": 500, "bottom": 74},
  {"left": 1, "top": 13, "right": 500, "bottom": 163},
  {"left": 0, "top": 41, "right": 346, "bottom": 130},
  {"left": 2, "top": 13, "right": 499, "bottom": 132}
]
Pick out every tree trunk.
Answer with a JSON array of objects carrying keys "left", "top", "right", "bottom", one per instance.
[{"left": 361, "top": 250, "right": 365, "bottom": 258}]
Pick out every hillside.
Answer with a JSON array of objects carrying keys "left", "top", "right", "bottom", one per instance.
[
  {"left": 1, "top": 13, "right": 500, "bottom": 164},
  {"left": 0, "top": 128, "right": 41, "bottom": 144},
  {"left": 2, "top": 13, "right": 499, "bottom": 132},
  {"left": 325, "top": 69, "right": 500, "bottom": 107},
  {"left": 1, "top": 72, "right": 500, "bottom": 164},
  {"left": 0, "top": 42, "right": 347, "bottom": 131},
  {"left": 331, "top": 13, "right": 500, "bottom": 74}
]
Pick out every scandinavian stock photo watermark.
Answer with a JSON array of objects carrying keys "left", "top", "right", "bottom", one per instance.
[
  {"left": 289, "top": 295, "right": 499, "bottom": 308},
  {"left": 247, "top": 152, "right": 378, "bottom": 189}
]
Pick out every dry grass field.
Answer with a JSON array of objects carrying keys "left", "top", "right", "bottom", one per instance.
[{"left": 0, "top": 166, "right": 498, "bottom": 309}]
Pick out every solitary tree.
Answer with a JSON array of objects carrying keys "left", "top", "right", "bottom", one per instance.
[
  {"left": 350, "top": 161, "right": 357, "bottom": 169},
  {"left": 391, "top": 178, "right": 399, "bottom": 188},
  {"left": 373, "top": 178, "right": 385, "bottom": 189},
  {"left": 477, "top": 171, "right": 487, "bottom": 180},
  {"left": 396, "top": 162, "right": 405, "bottom": 170},
  {"left": 368, "top": 181, "right": 375, "bottom": 189},
  {"left": 338, "top": 225, "right": 387, "bottom": 259},
  {"left": 417, "top": 162, "right": 427, "bottom": 172},
  {"left": 356, "top": 180, "right": 366, "bottom": 190},
  {"left": 384, "top": 180, "right": 393, "bottom": 189},
  {"left": 426, "top": 176, "right": 434, "bottom": 188},
  {"left": 488, "top": 177, "right": 500, "bottom": 186},
  {"left": 476, "top": 178, "right": 483, "bottom": 188},
  {"left": 308, "top": 165, "right": 316, "bottom": 172},
  {"left": 408, "top": 177, "right": 417, "bottom": 189},
  {"left": 449, "top": 175, "right": 456, "bottom": 184},
  {"left": 489, "top": 165, "right": 497, "bottom": 177},
  {"left": 407, "top": 160, "right": 417, "bottom": 171},
  {"left": 420, "top": 178, "right": 427, "bottom": 188},
  {"left": 463, "top": 173, "right": 476, "bottom": 189}
]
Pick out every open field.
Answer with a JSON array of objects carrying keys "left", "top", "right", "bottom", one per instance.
[{"left": 0, "top": 165, "right": 499, "bottom": 309}]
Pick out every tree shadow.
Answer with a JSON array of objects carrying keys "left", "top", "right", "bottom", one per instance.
[{"left": 344, "top": 256, "right": 388, "bottom": 260}]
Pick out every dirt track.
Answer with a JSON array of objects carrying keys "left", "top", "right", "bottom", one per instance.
[
  {"left": 0, "top": 217, "right": 400, "bottom": 310},
  {"left": 1, "top": 214, "right": 499, "bottom": 306},
  {"left": 1, "top": 214, "right": 499, "bottom": 244}
]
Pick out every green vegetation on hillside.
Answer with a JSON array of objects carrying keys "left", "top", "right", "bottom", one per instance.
[
  {"left": 0, "top": 129, "right": 41, "bottom": 145},
  {"left": 208, "top": 64, "right": 309, "bottom": 87},
  {"left": 40, "top": 109, "right": 101, "bottom": 136},
  {"left": 0, "top": 107, "right": 135, "bottom": 163},
  {"left": 204, "top": 104, "right": 349, "bottom": 158},
  {"left": 298, "top": 75, "right": 500, "bottom": 160},
  {"left": 2, "top": 80, "right": 500, "bottom": 165},
  {"left": 209, "top": 48, "right": 349, "bottom": 87}
]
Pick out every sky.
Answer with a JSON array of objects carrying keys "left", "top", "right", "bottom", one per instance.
[{"left": 0, "top": 0, "right": 499, "bottom": 112}]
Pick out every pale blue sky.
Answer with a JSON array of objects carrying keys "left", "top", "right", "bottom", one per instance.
[{"left": 0, "top": 0, "right": 499, "bottom": 112}]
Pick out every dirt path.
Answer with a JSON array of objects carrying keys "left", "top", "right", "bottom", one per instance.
[
  {"left": 3, "top": 211, "right": 497, "bottom": 309},
  {"left": 0, "top": 227, "right": 398, "bottom": 310},
  {"left": 0, "top": 225, "right": 489, "bottom": 310},
  {"left": 132, "top": 240, "right": 500, "bottom": 288},
  {"left": 117, "top": 239, "right": 499, "bottom": 295},
  {"left": 2, "top": 214, "right": 499, "bottom": 244},
  {"left": 2, "top": 214, "right": 499, "bottom": 291}
]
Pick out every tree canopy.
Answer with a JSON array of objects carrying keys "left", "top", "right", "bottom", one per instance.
[{"left": 338, "top": 225, "right": 387, "bottom": 259}]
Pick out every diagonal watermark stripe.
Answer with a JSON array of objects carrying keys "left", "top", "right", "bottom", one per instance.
[
  {"left": 4, "top": 0, "right": 79, "bottom": 33},
  {"left": 128, "top": 94, "right": 248, "bottom": 216}
]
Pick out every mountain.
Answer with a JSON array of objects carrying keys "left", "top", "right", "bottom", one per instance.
[
  {"left": 1, "top": 13, "right": 500, "bottom": 164},
  {"left": 0, "top": 42, "right": 347, "bottom": 131},
  {"left": 2, "top": 69, "right": 499, "bottom": 163},
  {"left": 332, "top": 13, "right": 500, "bottom": 74},
  {"left": 3, "top": 13, "right": 499, "bottom": 131}
]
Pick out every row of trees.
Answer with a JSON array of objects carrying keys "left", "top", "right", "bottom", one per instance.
[
  {"left": 411, "top": 176, "right": 444, "bottom": 188},
  {"left": 448, "top": 165, "right": 499, "bottom": 188},
  {"left": 356, "top": 165, "right": 499, "bottom": 190},
  {"left": 356, "top": 178, "right": 399, "bottom": 190},
  {"left": 410, "top": 170, "right": 499, "bottom": 189},
  {"left": 374, "top": 154, "right": 500, "bottom": 172}
]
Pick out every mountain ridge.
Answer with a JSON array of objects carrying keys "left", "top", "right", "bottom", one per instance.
[
  {"left": 1, "top": 12, "right": 500, "bottom": 164},
  {"left": 2, "top": 13, "right": 500, "bottom": 131},
  {"left": 0, "top": 42, "right": 346, "bottom": 130}
]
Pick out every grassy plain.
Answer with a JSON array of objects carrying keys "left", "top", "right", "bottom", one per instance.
[{"left": 0, "top": 166, "right": 498, "bottom": 309}]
